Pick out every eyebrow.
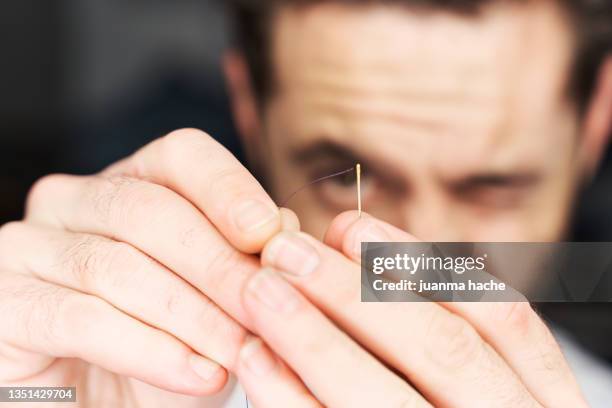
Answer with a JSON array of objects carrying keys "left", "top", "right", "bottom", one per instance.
[
  {"left": 290, "top": 138, "right": 541, "bottom": 189},
  {"left": 289, "top": 139, "right": 362, "bottom": 165},
  {"left": 449, "top": 172, "right": 541, "bottom": 192},
  {"left": 289, "top": 138, "right": 412, "bottom": 194}
]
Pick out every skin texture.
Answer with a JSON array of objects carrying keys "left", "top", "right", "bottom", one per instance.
[
  {"left": 0, "top": 129, "right": 305, "bottom": 407},
  {"left": 1, "top": 1, "right": 611, "bottom": 407},
  {"left": 232, "top": 0, "right": 610, "bottom": 241},
  {"left": 235, "top": 212, "right": 587, "bottom": 407}
]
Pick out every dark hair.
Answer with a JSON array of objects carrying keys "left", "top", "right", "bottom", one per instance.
[{"left": 227, "top": 0, "right": 611, "bottom": 114}]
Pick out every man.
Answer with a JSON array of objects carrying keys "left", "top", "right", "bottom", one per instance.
[{"left": 0, "top": 0, "right": 610, "bottom": 406}]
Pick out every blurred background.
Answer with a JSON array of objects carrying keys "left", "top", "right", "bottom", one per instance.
[
  {"left": 1, "top": 1, "right": 610, "bottom": 364},
  {"left": 0, "top": 0, "right": 239, "bottom": 223}
]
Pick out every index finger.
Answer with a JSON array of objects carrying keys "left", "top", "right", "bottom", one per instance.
[
  {"left": 326, "top": 211, "right": 587, "bottom": 408},
  {"left": 104, "top": 128, "right": 281, "bottom": 254}
]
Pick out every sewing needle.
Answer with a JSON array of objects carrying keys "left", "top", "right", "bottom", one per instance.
[{"left": 356, "top": 163, "right": 362, "bottom": 218}]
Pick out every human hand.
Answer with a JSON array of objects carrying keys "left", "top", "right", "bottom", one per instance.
[
  {"left": 235, "top": 211, "right": 588, "bottom": 407},
  {"left": 0, "top": 128, "right": 300, "bottom": 406}
]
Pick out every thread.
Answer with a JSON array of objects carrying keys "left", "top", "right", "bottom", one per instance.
[{"left": 279, "top": 167, "right": 356, "bottom": 208}]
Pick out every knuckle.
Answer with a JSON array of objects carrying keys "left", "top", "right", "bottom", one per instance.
[
  {"left": 100, "top": 242, "right": 153, "bottom": 290},
  {"left": 90, "top": 175, "right": 151, "bottom": 226},
  {"left": 162, "top": 282, "right": 187, "bottom": 315},
  {"left": 89, "top": 175, "right": 129, "bottom": 225},
  {"left": 160, "top": 128, "right": 212, "bottom": 164},
  {"left": 178, "top": 226, "right": 203, "bottom": 249},
  {"left": 191, "top": 296, "right": 244, "bottom": 350},
  {"left": 60, "top": 235, "right": 107, "bottom": 292},
  {"left": 529, "top": 325, "right": 570, "bottom": 383},
  {"left": 160, "top": 280, "right": 244, "bottom": 354},
  {"left": 165, "top": 128, "right": 211, "bottom": 145},
  {"left": 160, "top": 129, "right": 240, "bottom": 187},
  {"left": 537, "top": 344, "right": 567, "bottom": 378},
  {"left": 61, "top": 235, "right": 148, "bottom": 293},
  {"left": 424, "top": 309, "right": 483, "bottom": 370},
  {"left": 27, "top": 286, "right": 75, "bottom": 350},
  {"left": 203, "top": 245, "right": 247, "bottom": 290},
  {"left": 492, "top": 302, "right": 535, "bottom": 337},
  {"left": 46, "top": 290, "right": 77, "bottom": 345},
  {"left": 207, "top": 166, "right": 250, "bottom": 197},
  {"left": 26, "top": 174, "right": 67, "bottom": 213}
]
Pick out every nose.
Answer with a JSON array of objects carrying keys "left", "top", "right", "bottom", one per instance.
[{"left": 398, "top": 196, "right": 464, "bottom": 242}]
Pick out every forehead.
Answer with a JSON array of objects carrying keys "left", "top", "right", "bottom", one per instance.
[{"left": 268, "top": 1, "right": 577, "bottom": 175}]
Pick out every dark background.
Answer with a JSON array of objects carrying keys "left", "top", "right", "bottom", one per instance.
[{"left": 1, "top": 1, "right": 610, "bottom": 363}]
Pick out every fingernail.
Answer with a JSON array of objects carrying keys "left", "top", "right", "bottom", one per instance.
[
  {"left": 264, "top": 233, "right": 320, "bottom": 276},
  {"left": 246, "top": 268, "right": 300, "bottom": 314},
  {"left": 231, "top": 199, "right": 279, "bottom": 233},
  {"left": 188, "top": 354, "right": 221, "bottom": 381},
  {"left": 350, "top": 221, "right": 390, "bottom": 258},
  {"left": 240, "top": 336, "right": 277, "bottom": 377}
]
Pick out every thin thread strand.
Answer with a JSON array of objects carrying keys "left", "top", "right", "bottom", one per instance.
[{"left": 279, "top": 167, "right": 355, "bottom": 207}]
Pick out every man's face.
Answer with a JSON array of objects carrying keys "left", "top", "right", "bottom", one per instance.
[{"left": 251, "top": 1, "right": 585, "bottom": 241}]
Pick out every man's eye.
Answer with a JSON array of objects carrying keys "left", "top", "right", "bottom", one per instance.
[
  {"left": 312, "top": 168, "right": 374, "bottom": 210},
  {"left": 461, "top": 180, "right": 529, "bottom": 208},
  {"left": 328, "top": 172, "right": 358, "bottom": 188}
]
